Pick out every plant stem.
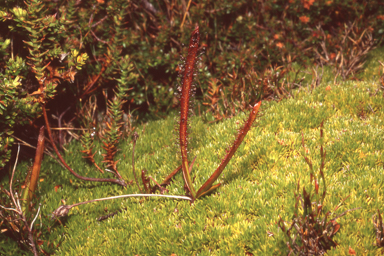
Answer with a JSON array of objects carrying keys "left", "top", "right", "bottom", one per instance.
[
  {"left": 21, "top": 126, "right": 45, "bottom": 214},
  {"left": 42, "top": 105, "right": 126, "bottom": 187},
  {"left": 51, "top": 194, "right": 191, "bottom": 219},
  {"left": 131, "top": 132, "right": 142, "bottom": 192}
]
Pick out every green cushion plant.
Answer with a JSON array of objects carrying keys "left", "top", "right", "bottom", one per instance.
[{"left": 2, "top": 69, "right": 384, "bottom": 254}]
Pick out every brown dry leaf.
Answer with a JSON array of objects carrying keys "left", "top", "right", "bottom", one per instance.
[{"left": 30, "top": 88, "right": 43, "bottom": 96}]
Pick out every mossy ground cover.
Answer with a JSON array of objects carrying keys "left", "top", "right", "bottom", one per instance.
[{"left": 2, "top": 49, "right": 384, "bottom": 254}]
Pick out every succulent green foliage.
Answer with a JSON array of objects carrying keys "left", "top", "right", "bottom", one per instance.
[{"left": 2, "top": 69, "right": 384, "bottom": 254}]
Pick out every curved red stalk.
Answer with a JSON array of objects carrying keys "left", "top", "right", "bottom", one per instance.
[
  {"left": 179, "top": 24, "right": 200, "bottom": 198},
  {"left": 196, "top": 101, "right": 262, "bottom": 198},
  {"left": 42, "top": 105, "right": 126, "bottom": 187}
]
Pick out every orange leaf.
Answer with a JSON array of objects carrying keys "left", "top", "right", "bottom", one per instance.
[
  {"left": 276, "top": 42, "right": 284, "bottom": 49},
  {"left": 54, "top": 185, "right": 62, "bottom": 192},
  {"left": 332, "top": 220, "right": 340, "bottom": 235},
  {"left": 301, "top": 0, "right": 315, "bottom": 9},
  {"left": 326, "top": 85, "right": 331, "bottom": 91},
  {"left": 299, "top": 16, "right": 310, "bottom": 23},
  {"left": 348, "top": 247, "right": 356, "bottom": 255}
]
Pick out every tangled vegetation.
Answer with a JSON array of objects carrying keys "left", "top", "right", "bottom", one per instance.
[{"left": 1, "top": 0, "right": 384, "bottom": 255}]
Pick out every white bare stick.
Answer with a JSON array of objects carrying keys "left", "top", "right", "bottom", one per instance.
[
  {"left": 30, "top": 204, "right": 41, "bottom": 230},
  {"left": 9, "top": 144, "right": 21, "bottom": 213},
  {"left": 52, "top": 194, "right": 192, "bottom": 219}
]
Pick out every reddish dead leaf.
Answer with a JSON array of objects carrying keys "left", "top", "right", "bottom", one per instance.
[
  {"left": 348, "top": 247, "right": 356, "bottom": 255},
  {"left": 326, "top": 85, "right": 331, "bottom": 91},
  {"left": 9, "top": 221, "right": 19, "bottom": 233},
  {"left": 301, "top": 0, "right": 315, "bottom": 9},
  {"left": 299, "top": 16, "right": 310, "bottom": 23},
  {"left": 276, "top": 42, "right": 284, "bottom": 48},
  {"left": 54, "top": 185, "right": 62, "bottom": 192},
  {"left": 331, "top": 220, "right": 340, "bottom": 235}
]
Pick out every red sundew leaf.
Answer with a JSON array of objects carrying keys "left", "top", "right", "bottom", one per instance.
[
  {"left": 196, "top": 102, "right": 261, "bottom": 198},
  {"left": 179, "top": 24, "right": 200, "bottom": 198}
]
